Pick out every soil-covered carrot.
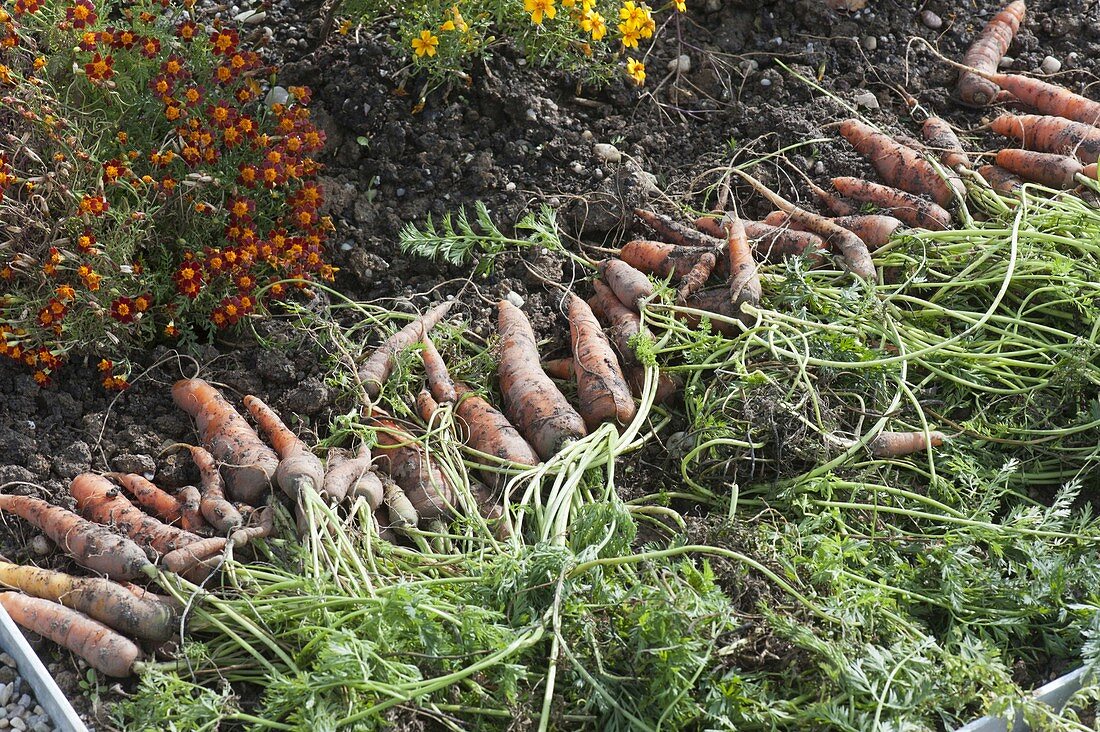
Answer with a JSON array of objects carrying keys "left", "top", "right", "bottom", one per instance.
[
  {"left": 921, "top": 117, "right": 972, "bottom": 170},
  {"left": 161, "top": 537, "right": 227, "bottom": 576},
  {"left": 0, "top": 562, "right": 175, "bottom": 641},
  {"left": 589, "top": 280, "right": 645, "bottom": 366},
  {"left": 978, "top": 164, "right": 1025, "bottom": 193},
  {"left": 420, "top": 336, "right": 457, "bottom": 404},
  {"left": 182, "top": 445, "right": 244, "bottom": 532},
  {"left": 838, "top": 118, "right": 960, "bottom": 207},
  {"left": 359, "top": 301, "right": 454, "bottom": 400},
  {"left": 831, "top": 215, "right": 905, "bottom": 250},
  {"left": 633, "top": 208, "right": 723, "bottom": 249},
  {"left": 693, "top": 215, "right": 724, "bottom": 238},
  {"left": 416, "top": 388, "right": 440, "bottom": 423},
  {"left": 989, "top": 113, "right": 1100, "bottom": 164},
  {"left": 496, "top": 300, "right": 587, "bottom": 460},
  {"left": 868, "top": 430, "right": 947, "bottom": 457},
  {"left": 543, "top": 358, "right": 679, "bottom": 405},
  {"left": 598, "top": 259, "right": 655, "bottom": 312},
  {"left": 956, "top": 0, "right": 1027, "bottom": 107},
  {"left": 0, "top": 593, "right": 143, "bottom": 677},
  {"left": 966, "top": 71, "right": 1100, "bottom": 127},
  {"left": 453, "top": 382, "right": 541, "bottom": 477},
  {"left": 681, "top": 287, "right": 739, "bottom": 337},
  {"left": 322, "top": 445, "right": 380, "bottom": 507},
  {"left": 724, "top": 216, "right": 761, "bottom": 308},
  {"left": 176, "top": 486, "right": 206, "bottom": 532},
  {"left": 831, "top": 176, "right": 953, "bottom": 231},
  {"left": 380, "top": 472, "right": 418, "bottom": 529},
  {"left": 805, "top": 178, "right": 858, "bottom": 216},
  {"left": 0, "top": 495, "right": 154, "bottom": 580},
  {"left": 741, "top": 220, "right": 826, "bottom": 262},
  {"left": 172, "top": 378, "right": 279, "bottom": 505},
  {"left": 676, "top": 252, "right": 718, "bottom": 304},
  {"left": 107, "top": 473, "right": 182, "bottom": 525},
  {"left": 1083, "top": 163, "right": 1097, "bottom": 180},
  {"left": 243, "top": 395, "right": 326, "bottom": 502},
  {"left": 567, "top": 293, "right": 636, "bottom": 429},
  {"left": 229, "top": 505, "right": 276, "bottom": 547},
  {"left": 735, "top": 169, "right": 875, "bottom": 279},
  {"left": 619, "top": 239, "right": 721, "bottom": 281},
  {"left": 71, "top": 473, "right": 200, "bottom": 555},
  {"left": 994, "top": 148, "right": 1083, "bottom": 188},
  {"left": 370, "top": 410, "right": 457, "bottom": 520}
]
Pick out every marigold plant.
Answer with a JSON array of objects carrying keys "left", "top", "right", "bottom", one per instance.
[{"left": 0, "top": 0, "right": 334, "bottom": 388}]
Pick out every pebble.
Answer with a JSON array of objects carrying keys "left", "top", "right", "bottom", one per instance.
[
  {"left": 760, "top": 77, "right": 771, "bottom": 87},
  {"left": 1041, "top": 55, "right": 1061, "bottom": 74},
  {"left": 593, "top": 143, "right": 621, "bottom": 164},
  {"left": 234, "top": 8, "right": 265, "bottom": 23},
  {"left": 28, "top": 536, "right": 50, "bottom": 557},
  {"left": 505, "top": 182, "right": 516, "bottom": 192},
  {"left": 667, "top": 54, "right": 691, "bottom": 73},
  {"left": 920, "top": 10, "right": 942, "bottom": 29},
  {"left": 505, "top": 291, "right": 525, "bottom": 308},
  {"left": 999, "top": 55, "right": 1014, "bottom": 68},
  {"left": 861, "top": 35, "right": 877, "bottom": 51},
  {"left": 853, "top": 90, "right": 879, "bottom": 109},
  {"left": 524, "top": 108, "right": 538, "bottom": 122}
]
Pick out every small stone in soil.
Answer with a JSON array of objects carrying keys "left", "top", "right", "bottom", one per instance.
[
  {"left": 920, "top": 9, "right": 942, "bottom": 29},
  {"left": 853, "top": 90, "right": 879, "bottom": 109},
  {"left": 1041, "top": 55, "right": 1061, "bottom": 74},
  {"left": 593, "top": 143, "right": 621, "bottom": 164},
  {"left": 667, "top": 54, "right": 691, "bottom": 73}
]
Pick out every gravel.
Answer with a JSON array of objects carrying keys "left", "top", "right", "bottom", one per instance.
[{"left": 0, "top": 655, "right": 55, "bottom": 732}]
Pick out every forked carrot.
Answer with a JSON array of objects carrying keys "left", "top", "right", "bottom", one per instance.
[
  {"left": 370, "top": 410, "right": 456, "bottom": 521},
  {"left": 359, "top": 301, "right": 454, "bottom": 399},
  {"left": 71, "top": 473, "right": 201, "bottom": 555},
  {"left": 229, "top": 505, "right": 276, "bottom": 547},
  {"left": 0, "top": 593, "right": 143, "bottom": 677},
  {"left": 181, "top": 444, "right": 244, "bottom": 532},
  {"left": 994, "top": 148, "right": 1083, "bottom": 188},
  {"left": 956, "top": 0, "right": 1026, "bottom": 107},
  {"left": 741, "top": 220, "right": 826, "bottom": 262},
  {"left": 619, "top": 239, "right": 721, "bottom": 281},
  {"left": 838, "top": 118, "right": 960, "bottom": 207},
  {"left": 107, "top": 473, "right": 182, "bottom": 525},
  {"left": 989, "top": 113, "right": 1100, "bottom": 164},
  {"left": 161, "top": 537, "right": 227, "bottom": 576},
  {"left": 724, "top": 215, "right": 761, "bottom": 309},
  {"left": 676, "top": 252, "right": 718, "bottom": 304},
  {"left": 949, "top": 65, "right": 1100, "bottom": 126},
  {"left": 831, "top": 177, "right": 953, "bottom": 231},
  {"left": 589, "top": 279, "right": 645, "bottom": 366},
  {"left": 567, "top": 293, "right": 636, "bottom": 429},
  {"left": 868, "top": 430, "right": 947, "bottom": 457},
  {"left": 760, "top": 212, "right": 900, "bottom": 250},
  {"left": 243, "top": 395, "right": 326, "bottom": 502},
  {"left": 0, "top": 494, "right": 154, "bottom": 581},
  {"left": 172, "top": 378, "right": 279, "bottom": 505},
  {"left": 322, "top": 445, "right": 381, "bottom": 507}
]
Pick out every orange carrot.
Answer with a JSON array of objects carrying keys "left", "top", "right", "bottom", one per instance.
[
  {"left": 734, "top": 169, "right": 876, "bottom": 279},
  {"left": 542, "top": 358, "right": 679, "bottom": 405},
  {"left": 962, "top": 70, "right": 1100, "bottom": 126},
  {"left": 831, "top": 215, "right": 905, "bottom": 250},
  {"left": 956, "top": 0, "right": 1026, "bottom": 107},
  {"left": 567, "top": 293, "right": 636, "bottom": 429},
  {"left": 229, "top": 505, "right": 276, "bottom": 547},
  {"left": 243, "top": 395, "right": 326, "bottom": 502},
  {"left": 761, "top": 211, "right": 791, "bottom": 228},
  {"left": 0, "top": 561, "right": 176, "bottom": 641},
  {"left": 994, "top": 148, "right": 1083, "bottom": 188},
  {"left": 619, "top": 239, "right": 721, "bottom": 281},
  {"left": 589, "top": 280, "right": 646, "bottom": 366},
  {"left": 921, "top": 117, "right": 972, "bottom": 170},
  {"left": 370, "top": 410, "right": 456, "bottom": 520},
  {"left": 542, "top": 358, "right": 574, "bottom": 380},
  {"left": 868, "top": 430, "right": 947, "bottom": 457},
  {"left": 176, "top": 486, "right": 206, "bottom": 533},
  {"left": 725, "top": 215, "right": 761, "bottom": 308},
  {"left": 416, "top": 388, "right": 440, "bottom": 423},
  {"left": 741, "top": 220, "right": 827, "bottom": 262},
  {"left": 831, "top": 176, "right": 953, "bottom": 231},
  {"left": 0, "top": 494, "right": 154, "bottom": 581},
  {"left": 359, "top": 301, "right": 454, "bottom": 399},
  {"left": 598, "top": 259, "right": 655, "bottom": 312},
  {"left": 838, "top": 118, "right": 960, "bottom": 207},
  {"left": 693, "top": 215, "right": 724, "bottom": 238},
  {"left": 421, "top": 336, "right": 457, "bottom": 404},
  {"left": 676, "top": 252, "right": 717, "bottom": 304},
  {"left": 182, "top": 445, "right": 244, "bottom": 532},
  {"left": 978, "top": 164, "right": 1025, "bottom": 194},
  {"left": 805, "top": 177, "right": 858, "bottom": 216},
  {"left": 172, "top": 378, "right": 279, "bottom": 505},
  {"left": 1083, "top": 163, "right": 1097, "bottom": 180},
  {"left": 990, "top": 113, "right": 1100, "bottom": 164},
  {"left": 71, "top": 473, "right": 200, "bottom": 555},
  {"left": 496, "top": 299, "right": 587, "bottom": 460},
  {"left": 0, "top": 593, "right": 142, "bottom": 677},
  {"left": 680, "top": 287, "right": 740, "bottom": 337},
  {"left": 633, "top": 208, "right": 723, "bottom": 249},
  {"left": 107, "top": 473, "right": 182, "bottom": 525},
  {"left": 452, "top": 382, "right": 541, "bottom": 478},
  {"left": 322, "top": 445, "right": 381, "bottom": 507},
  {"left": 161, "top": 537, "right": 227, "bottom": 576}
]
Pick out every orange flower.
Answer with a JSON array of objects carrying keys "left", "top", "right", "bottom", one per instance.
[
  {"left": 84, "top": 53, "right": 114, "bottom": 82},
  {"left": 77, "top": 264, "right": 101, "bottom": 290}
]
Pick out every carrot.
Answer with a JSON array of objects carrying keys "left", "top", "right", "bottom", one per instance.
[
  {"left": 589, "top": 279, "right": 645, "bottom": 366},
  {"left": 176, "top": 486, "right": 206, "bottom": 532},
  {"left": 805, "top": 177, "right": 858, "bottom": 216},
  {"left": 831, "top": 176, "right": 953, "bottom": 231},
  {"left": 71, "top": 473, "right": 200, "bottom": 555},
  {"left": 761, "top": 211, "right": 791, "bottom": 228},
  {"left": 619, "top": 239, "right": 721, "bottom": 281},
  {"left": 955, "top": 0, "right": 1026, "bottom": 106},
  {"left": 380, "top": 473, "right": 418, "bottom": 529},
  {"left": 453, "top": 382, "right": 540, "bottom": 477},
  {"left": 172, "top": 378, "right": 279, "bottom": 505},
  {"left": 831, "top": 215, "right": 905, "bottom": 250},
  {"left": 1083, "top": 163, "right": 1097, "bottom": 180},
  {"left": 741, "top": 220, "right": 827, "bottom": 262},
  {"left": 106, "top": 473, "right": 182, "bottom": 525},
  {"left": 182, "top": 445, "right": 244, "bottom": 532},
  {"left": 724, "top": 215, "right": 761, "bottom": 308},
  {"left": 416, "top": 388, "right": 440, "bottom": 423},
  {"left": 676, "top": 252, "right": 718, "bottom": 304},
  {"left": 370, "top": 410, "right": 456, "bottom": 520},
  {"left": 0, "top": 593, "right": 142, "bottom": 677},
  {"left": 0, "top": 562, "right": 173, "bottom": 641},
  {"left": 359, "top": 301, "right": 454, "bottom": 400},
  {"left": 921, "top": 117, "right": 972, "bottom": 170},
  {"left": 681, "top": 287, "right": 740, "bottom": 337},
  {"left": 243, "top": 395, "right": 326, "bottom": 502},
  {"left": 421, "top": 336, "right": 457, "bottom": 404},
  {"left": 994, "top": 148, "right": 1083, "bottom": 188},
  {"left": 469, "top": 480, "right": 512, "bottom": 540},
  {"left": 734, "top": 169, "right": 876, "bottom": 279},
  {"left": 598, "top": 259, "right": 655, "bottom": 312},
  {"left": 322, "top": 445, "right": 380, "bottom": 507},
  {"left": 978, "top": 163, "right": 1025, "bottom": 194},
  {"left": 633, "top": 208, "right": 723, "bottom": 249},
  {"left": 567, "top": 293, "right": 636, "bottom": 429},
  {"left": 838, "top": 118, "right": 960, "bottom": 207},
  {"left": 956, "top": 67, "right": 1100, "bottom": 127},
  {"left": 693, "top": 215, "right": 724, "bottom": 238},
  {"left": 229, "top": 505, "right": 276, "bottom": 547},
  {"left": 496, "top": 299, "right": 588, "bottom": 460},
  {"left": 868, "top": 430, "right": 947, "bottom": 457},
  {"left": 161, "top": 537, "right": 227, "bottom": 576},
  {"left": 543, "top": 358, "right": 679, "bottom": 405},
  {"left": 990, "top": 114, "right": 1100, "bottom": 164}
]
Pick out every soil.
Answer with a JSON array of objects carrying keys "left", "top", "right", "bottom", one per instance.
[{"left": 3, "top": 0, "right": 1100, "bottom": 727}]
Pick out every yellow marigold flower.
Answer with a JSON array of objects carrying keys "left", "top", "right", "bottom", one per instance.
[
  {"left": 33, "top": 56, "right": 46, "bottom": 69},
  {"left": 337, "top": 18, "right": 352, "bottom": 34},
  {"left": 618, "top": 21, "right": 640, "bottom": 47},
  {"left": 619, "top": 1, "right": 646, "bottom": 25},
  {"left": 441, "top": 19, "right": 456, "bottom": 31},
  {"left": 411, "top": 29, "right": 439, "bottom": 57},
  {"left": 674, "top": 0, "right": 685, "bottom": 10},
  {"left": 626, "top": 57, "right": 646, "bottom": 85},
  {"left": 450, "top": 6, "right": 469, "bottom": 31},
  {"left": 524, "top": 0, "right": 556, "bottom": 24},
  {"left": 581, "top": 9, "right": 607, "bottom": 40},
  {"left": 638, "top": 13, "right": 655, "bottom": 37},
  {"left": 0, "top": 65, "right": 11, "bottom": 85}
]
